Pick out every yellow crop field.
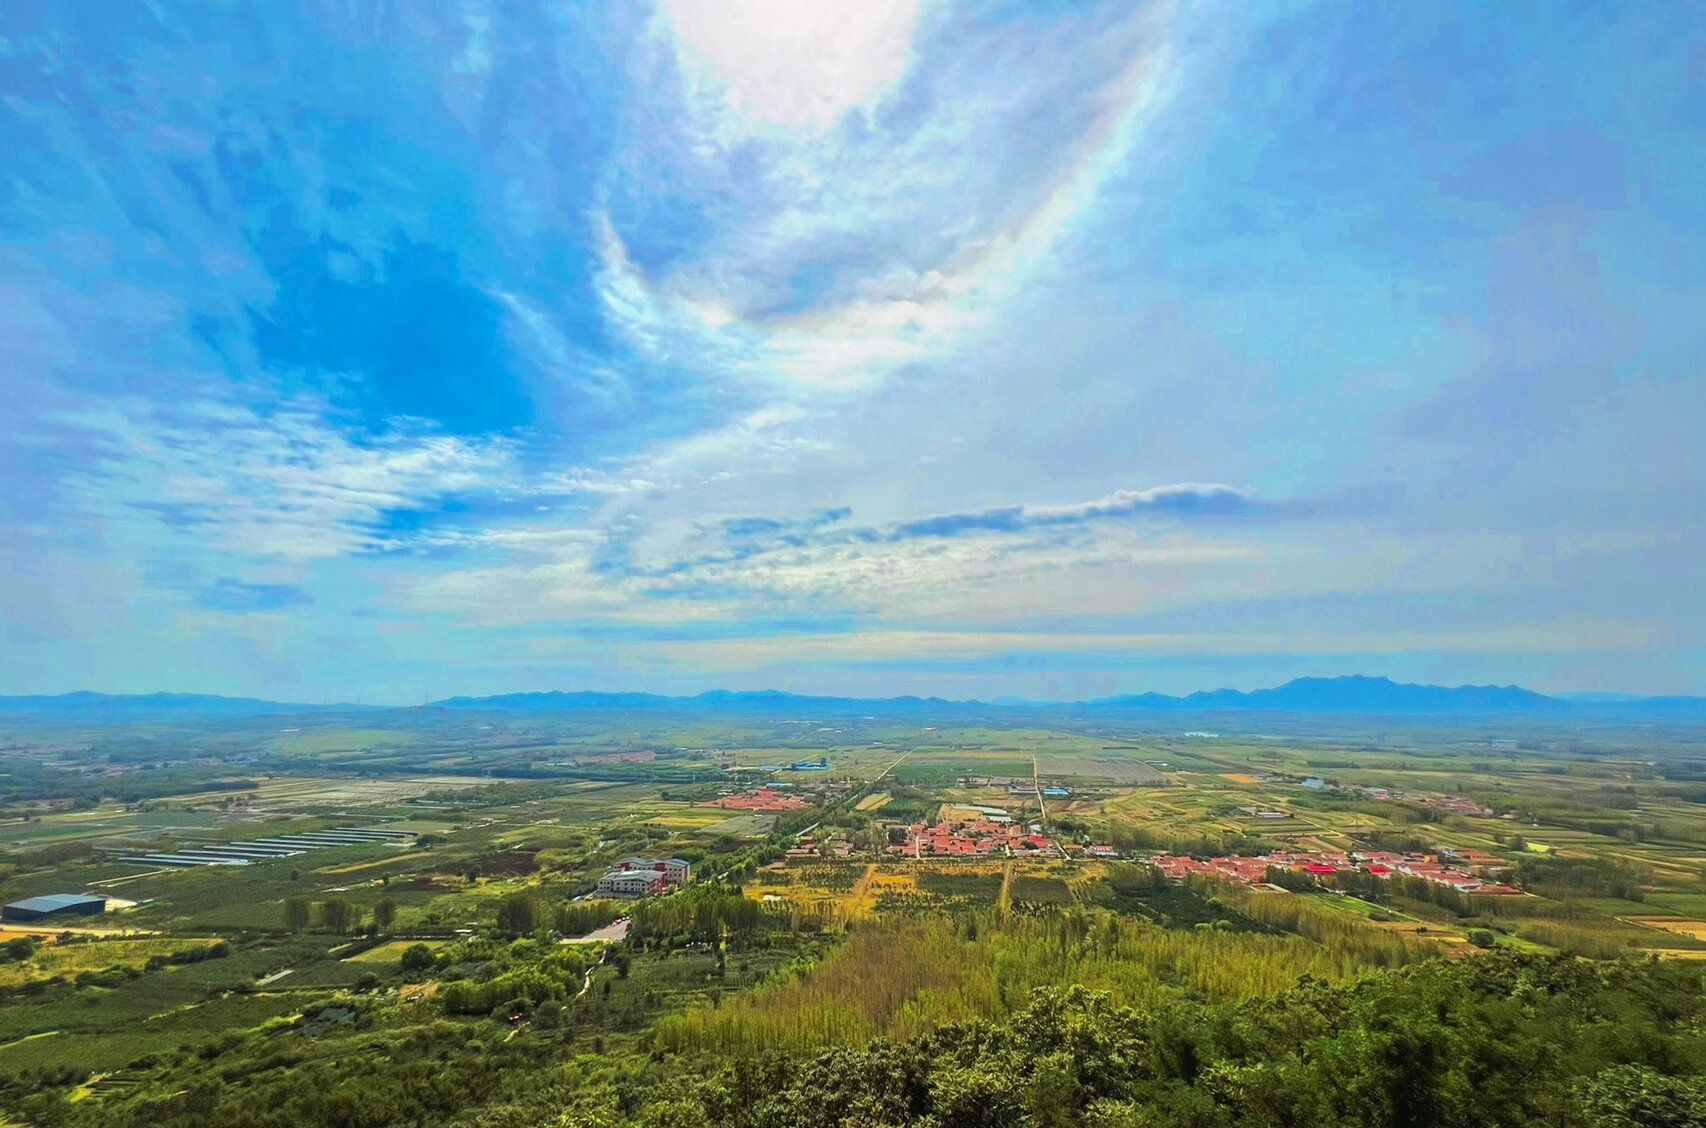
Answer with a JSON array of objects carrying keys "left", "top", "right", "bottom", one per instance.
[
  {"left": 344, "top": 939, "right": 447, "bottom": 964},
  {"left": 318, "top": 851, "right": 434, "bottom": 875},
  {"left": 0, "top": 937, "right": 222, "bottom": 989},
  {"left": 1631, "top": 919, "right": 1706, "bottom": 942},
  {"left": 645, "top": 813, "right": 735, "bottom": 828}
]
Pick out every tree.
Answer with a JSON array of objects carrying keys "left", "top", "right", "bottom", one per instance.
[
  {"left": 496, "top": 893, "right": 542, "bottom": 935},
  {"left": 400, "top": 943, "right": 436, "bottom": 973},
  {"left": 319, "top": 898, "right": 360, "bottom": 934},
  {"left": 1576, "top": 1065, "right": 1706, "bottom": 1128},
  {"left": 283, "top": 898, "right": 311, "bottom": 932},
  {"left": 1468, "top": 928, "right": 1496, "bottom": 949},
  {"left": 373, "top": 898, "right": 397, "bottom": 933}
]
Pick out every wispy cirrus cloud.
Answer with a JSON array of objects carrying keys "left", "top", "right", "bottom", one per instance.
[
  {"left": 593, "top": 1, "right": 1181, "bottom": 393},
  {"left": 596, "top": 484, "right": 1258, "bottom": 589},
  {"left": 717, "top": 508, "right": 854, "bottom": 541},
  {"left": 49, "top": 396, "right": 519, "bottom": 562},
  {"left": 397, "top": 484, "right": 1268, "bottom": 633},
  {"left": 197, "top": 579, "right": 312, "bottom": 613},
  {"left": 889, "top": 484, "right": 1252, "bottom": 540}
]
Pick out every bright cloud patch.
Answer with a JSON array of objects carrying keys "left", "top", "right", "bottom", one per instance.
[
  {"left": 600, "top": 2, "right": 1177, "bottom": 392},
  {"left": 661, "top": 0, "right": 922, "bottom": 130}
]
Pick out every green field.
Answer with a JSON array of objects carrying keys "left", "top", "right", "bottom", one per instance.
[{"left": 5, "top": 708, "right": 1706, "bottom": 1125}]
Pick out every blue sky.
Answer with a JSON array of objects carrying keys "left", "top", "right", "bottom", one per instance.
[{"left": 2, "top": 1, "right": 1703, "bottom": 702}]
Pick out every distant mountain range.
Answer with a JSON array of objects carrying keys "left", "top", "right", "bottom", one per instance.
[
  {"left": 0, "top": 691, "right": 370, "bottom": 722},
  {"left": 1082, "top": 676, "right": 1563, "bottom": 715},
  {"left": 4, "top": 676, "right": 1703, "bottom": 723},
  {"left": 428, "top": 689, "right": 973, "bottom": 715},
  {"left": 434, "top": 677, "right": 1706, "bottom": 719}
]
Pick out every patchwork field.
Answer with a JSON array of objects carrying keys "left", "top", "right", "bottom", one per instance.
[{"left": 7, "top": 708, "right": 1706, "bottom": 1126}]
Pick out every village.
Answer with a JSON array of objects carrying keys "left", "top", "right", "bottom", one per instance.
[
  {"left": 697, "top": 787, "right": 812, "bottom": 813},
  {"left": 695, "top": 778, "right": 1523, "bottom": 899},
  {"left": 1150, "top": 846, "right": 1521, "bottom": 895},
  {"left": 886, "top": 816, "right": 1066, "bottom": 859}
]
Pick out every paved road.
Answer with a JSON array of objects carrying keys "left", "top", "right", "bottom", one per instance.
[
  {"left": 875, "top": 749, "right": 914, "bottom": 781},
  {"left": 561, "top": 917, "right": 629, "bottom": 944}
]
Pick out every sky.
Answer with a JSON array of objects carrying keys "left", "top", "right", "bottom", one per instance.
[{"left": 2, "top": 1, "right": 1703, "bottom": 703}]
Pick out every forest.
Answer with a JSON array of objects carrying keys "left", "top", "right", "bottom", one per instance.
[
  {"left": 13, "top": 948, "right": 1703, "bottom": 1128},
  {"left": 629, "top": 954, "right": 1706, "bottom": 1128}
]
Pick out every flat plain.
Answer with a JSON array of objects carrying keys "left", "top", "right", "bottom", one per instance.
[{"left": 4, "top": 705, "right": 1706, "bottom": 1123}]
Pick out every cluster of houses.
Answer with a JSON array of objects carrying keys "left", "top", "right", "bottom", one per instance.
[
  {"left": 888, "top": 819, "right": 1063, "bottom": 859},
  {"left": 595, "top": 856, "right": 691, "bottom": 898},
  {"left": 785, "top": 829, "right": 857, "bottom": 860},
  {"left": 1150, "top": 848, "right": 1520, "bottom": 895},
  {"left": 698, "top": 787, "right": 810, "bottom": 813},
  {"left": 1424, "top": 795, "right": 1496, "bottom": 817}
]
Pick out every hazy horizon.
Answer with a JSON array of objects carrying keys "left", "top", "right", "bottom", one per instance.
[
  {"left": 3, "top": 672, "right": 1695, "bottom": 710},
  {"left": 4, "top": 3, "right": 1702, "bottom": 702}
]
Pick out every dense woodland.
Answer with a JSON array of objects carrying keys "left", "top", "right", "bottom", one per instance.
[
  {"left": 635, "top": 954, "right": 1706, "bottom": 1128},
  {"left": 12, "top": 948, "right": 1704, "bottom": 1128}
]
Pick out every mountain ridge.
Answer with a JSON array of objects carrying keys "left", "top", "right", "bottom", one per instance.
[
  {"left": 6, "top": 676, "right": 1700, "bottom": 721},
  {"left": 0, "top": 691, "right": 373, "bottom": 721}
]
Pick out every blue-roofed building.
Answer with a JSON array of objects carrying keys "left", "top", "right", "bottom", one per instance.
[{"left": 3, "top": 893, "right": 108, "bottom": 923}]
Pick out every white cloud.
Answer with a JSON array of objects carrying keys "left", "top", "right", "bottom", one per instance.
[
  {"left": 397, "top": 489, "right": 1262, "bottom": 628},
  {"left": 660, "top": 0, "right": 922, "bottom": 131},
  {"left": 52, "top": 396, "right": 517, "bottom": 562},
  {"left": 402, "top": 555, "right": 746, "bottom": 627},
  {"left": 598, "top": 2, "right": 1183, "bottom": 393}
]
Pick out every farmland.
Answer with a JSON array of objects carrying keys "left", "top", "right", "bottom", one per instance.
[{"left": 3, "top": 704, "right": 1706, "bottom": 1125}]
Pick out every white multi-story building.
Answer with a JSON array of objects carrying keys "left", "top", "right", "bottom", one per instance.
[
  {"left": 597, "top": 868, "right": 666, "bottom": 898},
  {"left": 616, "top": 856, "right": 691, "bottom": 886}
]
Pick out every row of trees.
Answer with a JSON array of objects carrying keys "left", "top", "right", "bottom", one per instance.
[
  {"left": 1516, "top": 853, "right": 1647, "bottom": 901},
  {"left": 1100, "top": 822, "right": 1278, "bottom": 859},
  {"left": 629, "top": 887, "right": 800, "bottom": 948},
  {"left": 489, "top": 893, "right": 636, "bottom": 937},
  {"left": 283, "top": 897, "right": 397, "bottom": 934},
  {"left": 1313, "top": 867, "right": 1490, "bottom": 915},
  {"left": 1182, "top": 875, "right": 1423, "bottom": 967}
]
